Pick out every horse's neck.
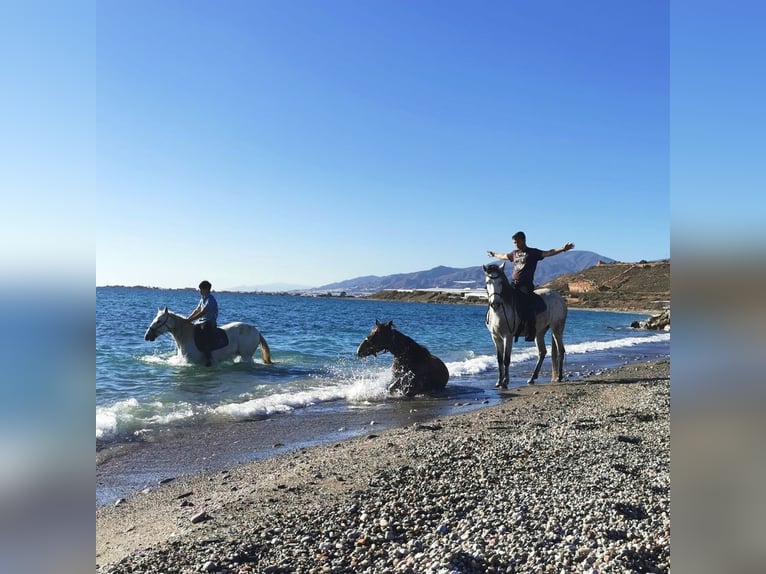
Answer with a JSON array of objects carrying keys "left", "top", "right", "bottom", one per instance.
[
  {"left": 388, "top": 331, "right": 417, "bottom": 356},
  {"left": 168, "top": 313, "right": 195, "bottom": 345},
  {"left": 488, "top": 280, "right": 513, "bottom": 305},
  {"left": 499, "top": 280, "right": 516, "bottom": 306}
]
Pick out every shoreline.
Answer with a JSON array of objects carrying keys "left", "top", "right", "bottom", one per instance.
[
  {"left": 97, "top": 359, "right": 670, "bottom": 572},
  {"left": 360, "top": 292, "right": 663, "bottom": 316},
  {"left": 96, "top": 395, "right": 502, "bottom": 508}
]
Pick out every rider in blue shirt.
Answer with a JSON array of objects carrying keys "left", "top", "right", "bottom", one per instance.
[
  {"left": 488, "top": 231, "right": 574, "bottom": 341},
  {"left": 187, "top": 280, "right": 218, "bottom": 366}
]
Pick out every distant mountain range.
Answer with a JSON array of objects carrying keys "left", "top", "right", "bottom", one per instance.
[{"left": 306, "top": 251, "right": 617, "bottom": 295}]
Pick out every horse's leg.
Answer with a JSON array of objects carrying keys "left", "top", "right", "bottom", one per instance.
[
  {"left": 394, "top": 371, "right": 416, "bottom": 397},
  {"left": 494, "top": 346, "right": 504, "bottom": 388},
  {"left": 403, "top": 372, "right": 418, "bottom": 397},
  {"left": 502, "top": 337, "right": 511, "bottom": 389},
  {"left": 551, "top": 326, "right": 565, "bottom": 382},
  {"left": 493, "top": 335, "right": 507, "bottom": 388},
  {"left": 259, "top": 334, "right": 273, "bottom": 364},
  {"left": 492, "top": 333, "right": 505, "bottom": 389},
  {"left": 494, "top": 336, "right": 511, "bottom": 389},
  {"left": 389, "top": 361, "right": 405, "bottom": 393},
  {"left": 527, "top": 330, "right": 547, "bottom": 385}
]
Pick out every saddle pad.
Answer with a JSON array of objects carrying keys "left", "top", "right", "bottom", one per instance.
[
  {"left": 194, "top": 327, "right": 229, "bottom": 351},
  {"left": 531, "top": 293, "right": 548, "bottom": 314}
]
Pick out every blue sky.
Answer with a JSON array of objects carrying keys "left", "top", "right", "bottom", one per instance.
[{"left": 95, "top": 0, "right": 670, "bottom": 290}]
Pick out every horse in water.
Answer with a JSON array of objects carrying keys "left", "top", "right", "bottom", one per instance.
[
  {"left": 144, "top": 307, "right": 272, "bottom": 366},
  {"left": 357, "top": 320, "right": 449, "bottom": 397},
  {"left": 483, "top": 263, "right": 567, "bottom": 388}
]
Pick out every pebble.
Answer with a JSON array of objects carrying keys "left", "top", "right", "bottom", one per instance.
[
  {"left": 100, "top": 363, "right": 670, "bottom": 574},
  {"left": 190, "top": 511, "right": 209, "bottom": 524}
]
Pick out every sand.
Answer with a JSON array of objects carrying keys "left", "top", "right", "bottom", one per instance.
[{"left": 97, "top": 359, "right": 669, "bottom": 573}]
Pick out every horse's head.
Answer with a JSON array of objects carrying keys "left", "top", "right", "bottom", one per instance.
[
  {"left": 483, "top": 263, "right": 507, "bottom": 309},
  {"left": 144, "top": 306, "right": 174, "bottom": 341},
  {"left": 357, "top": 320, "right": 396, "bottom": 358}
]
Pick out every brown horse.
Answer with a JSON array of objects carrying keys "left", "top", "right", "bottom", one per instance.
[{"left": 356, "top": 320, "right": 449, "bottom": 397}]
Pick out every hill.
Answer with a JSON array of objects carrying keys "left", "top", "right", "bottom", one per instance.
[
  {"left": 311, "top": 251, "right": 614, "bottom": 295},
  {"left": 544, "top": 260, "right": 670, "bottom": 312},
  {"left": 366, "top": 260, "right": 670, "bottom": 314}
]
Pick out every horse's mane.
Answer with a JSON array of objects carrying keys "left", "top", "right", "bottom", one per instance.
[
  {"left": 159, "top": 308, "right": 188, "bottom": 320},
  {"left": 392, "top": 327, "right": 421, "bottom": 349},
  {"left": 387, "top": 325, "right": 430, "bottom": 357}
]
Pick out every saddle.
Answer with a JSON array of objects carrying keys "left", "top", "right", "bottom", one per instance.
[{"left": 194, "top": 326, "right": 229, "bottom": 351}]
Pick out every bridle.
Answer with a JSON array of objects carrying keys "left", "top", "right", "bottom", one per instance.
[
  {"left": 360, "top": 332, "right": 389, "bottom": 357},
  {"left": 147, "top": 312, "right": 172, "bottom": 337},
  {"left": 485, "top": 271, "right": 506, "bottom": 309},
  {"left": 485, "top": 271, "right": 517, "bottom": 334},
  {"left": 360, "top": 324, "right": 410, "bottom": 357},
  {"left": 362, "top": 340, "right": 383, "bottom": 356}
]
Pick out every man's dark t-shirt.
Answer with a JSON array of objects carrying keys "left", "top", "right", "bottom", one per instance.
[{"left": 511, "top": 247, "right": 544, "bottom": 288}]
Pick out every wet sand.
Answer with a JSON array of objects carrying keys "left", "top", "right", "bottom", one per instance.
[{"left": 97, "top": 390, "right": 501, "bottom": 507}]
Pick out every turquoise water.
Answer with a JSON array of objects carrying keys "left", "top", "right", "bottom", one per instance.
[{"left": 97, "top": 287, "right": 669, "bottom": 445}]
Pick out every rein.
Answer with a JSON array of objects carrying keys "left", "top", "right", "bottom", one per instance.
[{"left": 150, "top": 311, "right": 187, "bottom": 335}]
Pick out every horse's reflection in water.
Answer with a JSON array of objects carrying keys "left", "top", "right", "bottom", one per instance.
[{"left": 356, "top": 320, "right": 449, "bottom": 397}]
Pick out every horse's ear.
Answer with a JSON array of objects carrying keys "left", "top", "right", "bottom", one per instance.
[
  {"left": 498, "top": 262, "right": 505, "bottom": 270},
  {"left": 375, "top": 319, "right": 381, "bottom": 326},
  {"left": 482, "top": 264, "right": 488, "bottom": 272},
  {"left": 163, "top": 306, "right": 168, "bottom": 313}
]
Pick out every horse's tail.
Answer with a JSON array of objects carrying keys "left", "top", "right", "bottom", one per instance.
[{"left": 259, "top": 334, "right": 273, "bottom": 364}]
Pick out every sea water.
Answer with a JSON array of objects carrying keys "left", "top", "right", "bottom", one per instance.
[{"left": 96, "top": 286, "right": 669, "bottom": 503}]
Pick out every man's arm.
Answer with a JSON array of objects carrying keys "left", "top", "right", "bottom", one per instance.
[
  {"left": 487, "top": 250, "right": 511, "bottom": 260},
  {"left": 187, "top": 302, "right": 203, "bottom": 321},
  {"left": 541, "top": 243, "right": 575, "bottom": 258}
]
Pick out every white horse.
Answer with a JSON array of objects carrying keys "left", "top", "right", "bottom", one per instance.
[
  {"left": 483, "top": 263, "right": 567, "bottom": 388},
  {"left": 144, "top": 307, "right": 272, "bottom": 366}
]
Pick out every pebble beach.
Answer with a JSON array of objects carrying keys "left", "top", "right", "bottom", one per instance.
[{"left": 97, "top": 359, "right": 670, "bottom": 573}]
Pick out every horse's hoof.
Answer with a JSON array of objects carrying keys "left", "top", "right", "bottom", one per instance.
[{"left": 527, "top": 380, "right": 535, "bottom": 386}]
